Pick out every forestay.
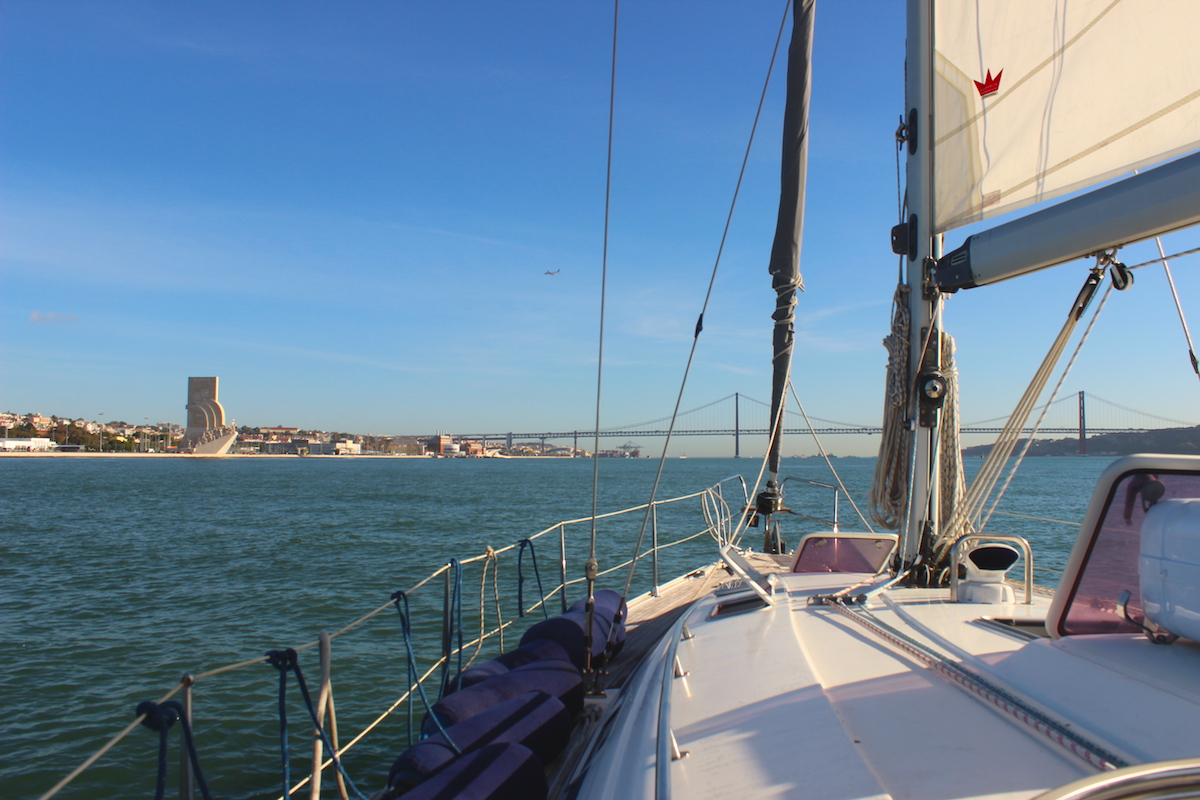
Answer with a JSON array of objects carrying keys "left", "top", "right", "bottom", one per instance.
[{"left": 933, "top": 0, "right": 1200, "bottom": 232}]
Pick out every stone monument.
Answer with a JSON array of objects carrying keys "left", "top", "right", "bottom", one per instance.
[{"left": 183, "top": 376, "right": 237, "bottom": 455}]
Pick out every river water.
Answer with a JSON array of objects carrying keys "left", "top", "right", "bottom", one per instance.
[{"left": 1, "top": 454, "right": 1109, "bottom": 799}]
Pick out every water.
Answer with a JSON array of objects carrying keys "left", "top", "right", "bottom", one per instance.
[{"left": 1, "top": 454, "right": 1108, "bottom": 799}]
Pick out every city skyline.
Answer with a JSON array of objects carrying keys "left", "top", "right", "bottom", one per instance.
[{"left": 4, "top": 3, "right": 1200, "bottom": 458}]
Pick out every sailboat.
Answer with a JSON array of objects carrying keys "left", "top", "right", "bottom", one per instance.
[{"left": 551, "top": 1, "right": 1200, "bottom": 797}]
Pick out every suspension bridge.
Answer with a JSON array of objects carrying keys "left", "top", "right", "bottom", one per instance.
[{"left": 459, "top": 392, "right": 1197, "bottom": 454}]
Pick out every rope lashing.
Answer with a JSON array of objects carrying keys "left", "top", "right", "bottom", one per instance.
[
  {"left": 136, "top": 700, "right": 213, "bottom": 800},
  {"left": 438, "top": 560, "right": 464, "bottom": 700},
  {"left": 468, "top": 547, "right": 501, "bottom": 670},
  {"left": 390, "top": 592, "right": 460, "bottom": 753},
  {"left": 516, "top": 539, "right": 549, "bottom": 619},
  {"left": 486, "top": 546, "right": 505, "bottom": 654},
  {"left": 265, "top": 648, "right": 367, "bottom": 800}
]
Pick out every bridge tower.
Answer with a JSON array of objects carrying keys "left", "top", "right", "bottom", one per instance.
[
  {"left": 734, "top": 393, "right": 741, "bottom": 458},
  {"left": 1078, "top": 391, "right": 1087, "bottom": 455}
]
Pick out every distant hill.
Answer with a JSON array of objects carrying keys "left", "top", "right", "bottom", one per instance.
[{"left": 962, "top": 426, "right": 1200, "bottom": 458}]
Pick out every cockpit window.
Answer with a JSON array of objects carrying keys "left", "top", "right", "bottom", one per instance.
[{"left": 1058, "top": 470, "right": 1194, "bottom": 635}]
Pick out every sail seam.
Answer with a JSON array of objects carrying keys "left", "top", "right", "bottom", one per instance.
[
  {"left": 934, "top": 0, "right": 1125, "bottom": 147},
  {"left": 1005, "top": 87, "right": 1200, "bottom": 199}
]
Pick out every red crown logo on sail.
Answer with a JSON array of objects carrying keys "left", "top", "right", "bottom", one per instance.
[{"left": 974, "top": 69, "right": 1002, "bottom": 97}]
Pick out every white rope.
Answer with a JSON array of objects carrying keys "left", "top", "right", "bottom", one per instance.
[
  {"left": 869, "top": 284, "right": 913, "bottom": 530},
  {"left": 930, "top": 331, "right": 969, "bottom": 561}
]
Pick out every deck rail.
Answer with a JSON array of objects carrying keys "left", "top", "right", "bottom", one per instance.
[
  {"left": 1032, "top": 758, "right": 1200, "bottom": 800},
  {"left": 37, "top": 475, "right": 747, "bottom": 800}
]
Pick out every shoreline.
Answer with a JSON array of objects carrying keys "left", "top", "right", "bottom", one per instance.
[{"left": 0, "top": 451, "right": 585, "bottom": 460}]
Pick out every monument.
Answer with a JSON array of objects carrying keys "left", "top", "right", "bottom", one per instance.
[{"left": 183, "top": 376, "right": 238, "bottom": 455}]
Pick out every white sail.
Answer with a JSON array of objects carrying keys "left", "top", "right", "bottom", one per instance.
[{"left": 933, "top": 0, "right": 1200, "bottom": 233}]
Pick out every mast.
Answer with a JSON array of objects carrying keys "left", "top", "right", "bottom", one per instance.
[
  {"left": 901, "top": 0, "right": 940, "bottom": 565},
  {"left": 759, "top": 0, "right": 814, "bottom": 522}
]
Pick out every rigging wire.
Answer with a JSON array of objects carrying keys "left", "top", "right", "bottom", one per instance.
[
  {"left": 1126, "top": 243, "right": 1200, "bottom": 270},
  {"left": 584, "top": 0, "right": 620, "bottom": 684},
  {"left": 1152, "top": 236, "right": 1200, "bottom": 379},
  {"left": 786, "top": 380, "right": 875, "bottom": 532},
  {"left": 978, "top": 282, "right": 1113, "bottom": 532},
  {"left": 937, "top": 265, "right": 1110, "bottom": 562},
  {"left": 615, "top": 0, "right": 794, "bottom": 601},
  {"left": 1130, "top": 168, "right": 1200, "bottom": 381}
]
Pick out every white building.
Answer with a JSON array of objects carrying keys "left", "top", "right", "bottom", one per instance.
[{"left": 0, "top": 438, "right": 55, "bottom": 452}]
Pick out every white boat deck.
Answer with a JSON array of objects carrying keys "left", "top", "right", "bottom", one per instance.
[{"left": 572, "top": 559, "right": 1200, "bottom": 800}]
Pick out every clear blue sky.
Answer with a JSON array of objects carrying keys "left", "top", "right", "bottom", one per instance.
[{"left": 3, "top": 2, "right": 1198, "bottom": 456}]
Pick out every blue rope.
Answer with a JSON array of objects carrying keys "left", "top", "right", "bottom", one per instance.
[
  {"left": 391, "top": 591, "right": 460, "bottom": 753},
  {"left": 266, "top": 649, "right": 368, "bottom": 800},
  {"left": 136, "top": 700, "right": 172, "bottom": 800},
  {"left": 517, "top": 539, "right": 550, "bottom": 619},
  {"left": 266, "top": 650, "right": 294, "bottom": 799},
  {"left": 438, "top": 560, "right": 464, "bottom": 699},
  {"left": 135, "top": 700, "right": 212, "bottom": 800}
]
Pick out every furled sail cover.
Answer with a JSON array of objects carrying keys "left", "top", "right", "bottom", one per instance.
[{"left": 933, "top": 0, "right": 1200, "bottom": 232}]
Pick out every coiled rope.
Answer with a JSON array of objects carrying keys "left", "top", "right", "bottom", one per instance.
[
  {"left": 869, "top": 284, "right": 913, "bottom": 531},
  {"left": 868, "top": 281, "right": 970, "bottom": 577}
]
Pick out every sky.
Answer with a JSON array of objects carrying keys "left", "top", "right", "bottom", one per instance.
[{"left": 3, "top": 1, "right": 1199, "bottom": 457}]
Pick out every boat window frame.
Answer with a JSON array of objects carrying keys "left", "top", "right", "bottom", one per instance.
[{"left": 1046, "top": 454, "right": 1200, "bottom": 638}]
